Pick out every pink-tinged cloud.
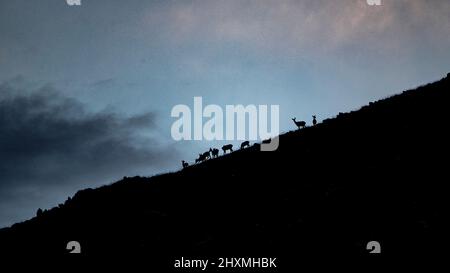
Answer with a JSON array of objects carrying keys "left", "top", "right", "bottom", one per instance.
[{"left": 140, "top": 0, "right": 450, "bottom": 57}]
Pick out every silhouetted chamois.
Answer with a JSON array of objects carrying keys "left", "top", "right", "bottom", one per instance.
[
  {"left": 195, "top": 152, "right": 210, "bottom": 163},
  {"left": 312, "top": 115, "right": 317, "bottom": 126},
  {"left": 292, "top": 117, "right": 306, "bottom": 129},
  {"left": 222, "top": 144, "right": 233, "bottom": 154},
  {"left": 195, "top": 155, "right": 203, "bottom": 164},
  {"left": 240, "top": 141, "right": 250, "bottom": 149},
  {"left": 210, "top": 148, "right": 219, "bottom": 158},
  {"left": 182, "top": 160, "right": 189, "bottom": 168},
  {"left": 202, "top": 151, "right": 211, "bottom": 160}
]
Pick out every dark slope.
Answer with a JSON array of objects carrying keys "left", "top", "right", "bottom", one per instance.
[{"left": 1, "top": 75, "right": 449, "bottom": 264}]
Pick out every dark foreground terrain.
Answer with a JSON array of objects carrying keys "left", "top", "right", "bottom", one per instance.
[{"left": 1, "top": 75, "right": 449, "bottom": 268}]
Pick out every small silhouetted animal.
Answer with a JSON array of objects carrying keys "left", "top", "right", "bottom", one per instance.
[
  {"left": 210, "top": 148, "right": 219, "bottom": 158},
  {"left": 312, "top": 115, "right": 317, "bottom": 126},
  {"left": 196, "top": 153, "right": 208, "bottom": 164},
  {"left": 182, "top": 160, "right": 189, "bottom": 168},
  {"left": 240, "top": 141, "right": 250, "bottom": 149},
  {"left": 222, "top": 144, "right": 233, "bottom": 154},
  {"left": 196, "top": 153, "right": 209, "bottom": 163},
  {"left": 201, "top": 151, "right": 211, "bottom": 160},
  {"left": 292, "top": 117, "right": 306, "bottom": 129}
]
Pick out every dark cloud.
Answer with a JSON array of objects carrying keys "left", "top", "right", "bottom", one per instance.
[{"left": 0, "top": 80, "right": 177, "bottom": 227}]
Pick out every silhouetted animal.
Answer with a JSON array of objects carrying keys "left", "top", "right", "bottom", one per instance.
[
  {"left": 196, "top": 153, "right": 208, "bottom": 163},
  {"left": 292, "top": 118, "right": 306, "bottom": 129},
  {"left": 312, "top": 115, "right": 317, "bottom": 126},
  {"left": 202, "top": 151, "right": 211, "bottom": 160},
  {"left": 240, "top": 141, "right": 250, "bottom": 149},
  {"left": 210, "top": 148, "right": 219, "bottom": 158},
  {"left": 195, "top": 153, "right": 208, "bottom": 163},
  {"left": 222, "top": 144, "right": 233, "bottom": 154},
  {"left": 182, "top": 160, "right": 189, "bottom": 168}
]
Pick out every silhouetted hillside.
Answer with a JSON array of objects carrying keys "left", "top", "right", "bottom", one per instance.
[{"left": 1, "top": 74, "right": 449, "bottom": 266}]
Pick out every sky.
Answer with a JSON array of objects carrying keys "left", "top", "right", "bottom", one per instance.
[{"left": 1, "top": 0, "right": 450, "bottom": 227}]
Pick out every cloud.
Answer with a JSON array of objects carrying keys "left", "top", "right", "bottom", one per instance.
[
  {"left": 143, "top": 0, "right": 450, "bottom": 58},
  {"left": 0, "top": 79, "right": 178, "bottom": 227}
]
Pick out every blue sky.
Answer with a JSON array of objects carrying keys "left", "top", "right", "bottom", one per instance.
[{"left": 1, "top": 0, "right": 450, "bottom": 227}]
